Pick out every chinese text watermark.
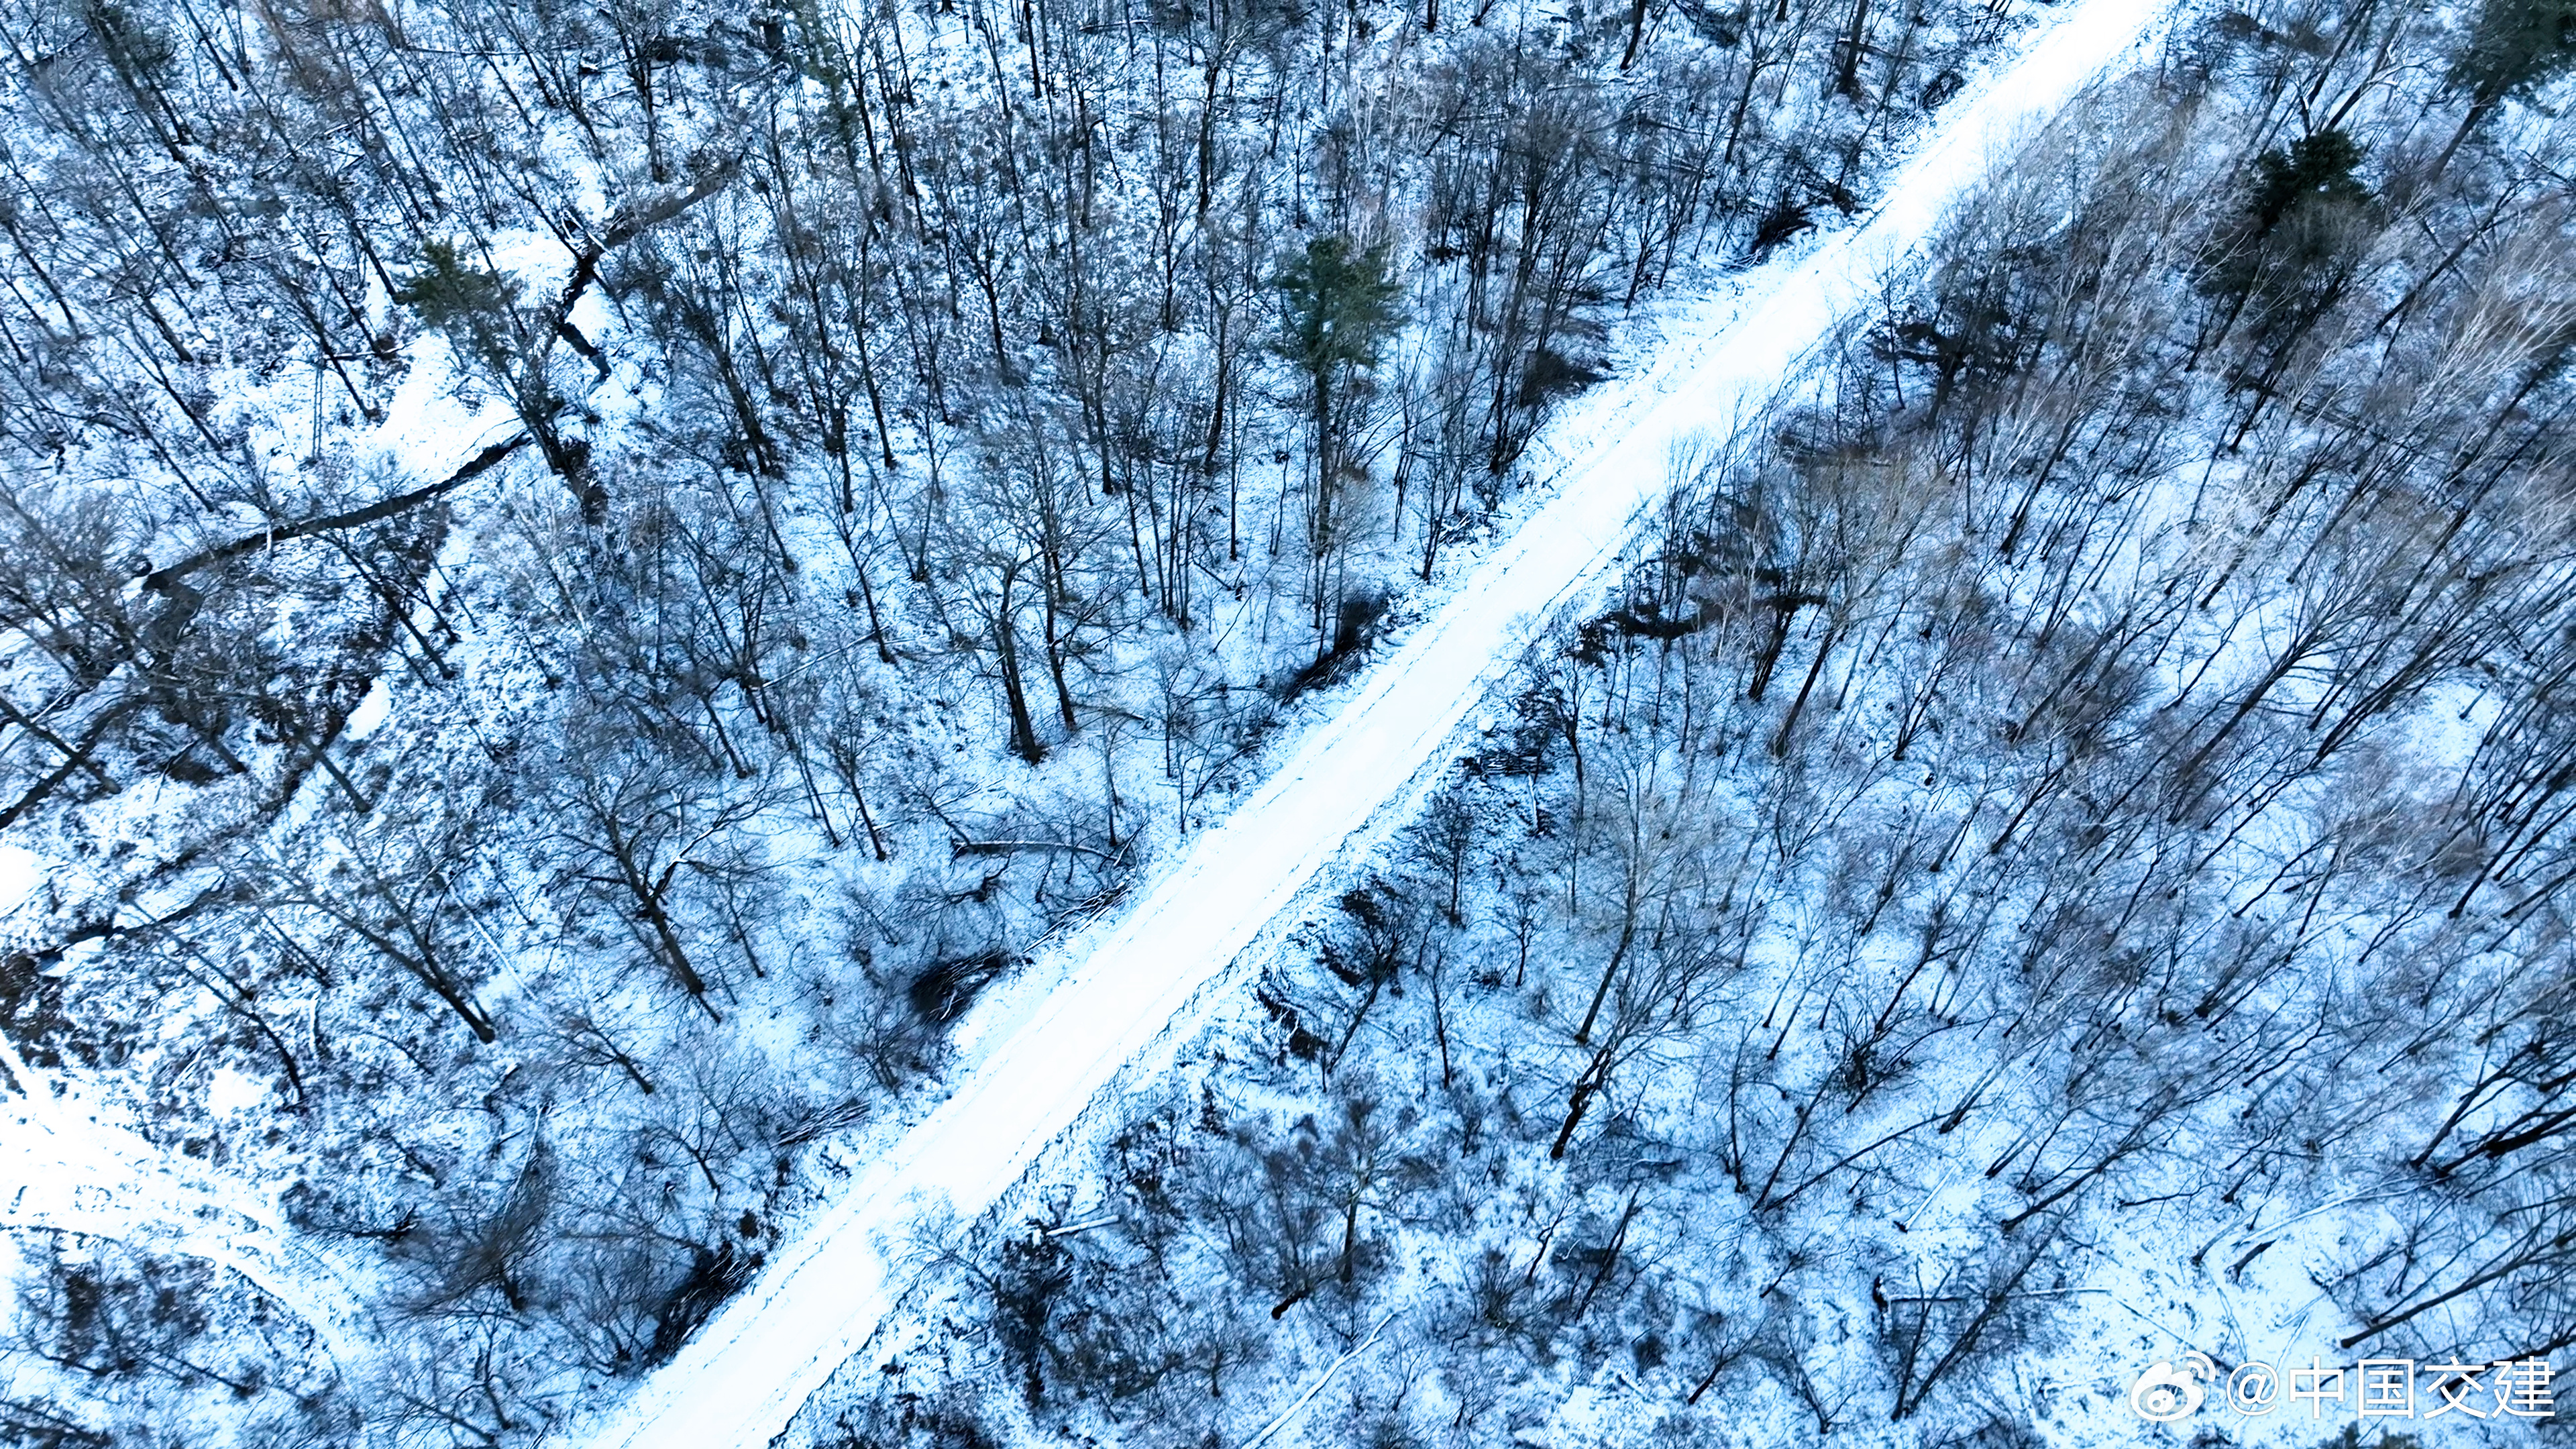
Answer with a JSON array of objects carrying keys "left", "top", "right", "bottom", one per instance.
[{"left": 2131, "top": 1352, "right": 2553, "bottom": 1424}]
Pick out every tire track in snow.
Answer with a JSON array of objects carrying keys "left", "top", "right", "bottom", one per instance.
[
  {"left": 584, "top": 5, "right": 2176, "bottom": 1444},
  {"left": 0, "top": 1028, "right": 376, "bottom": 1371}
]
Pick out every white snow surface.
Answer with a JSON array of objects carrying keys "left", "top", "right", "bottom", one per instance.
[
  {"left": 0, "top": 1028, "right": 374, "bottom": 1371},
  {"left": 0, "top": 845, "right": 38, "bottom": 918},
  {"left": 577, "top": 6, "right": 2176, "bottom": 1446}
]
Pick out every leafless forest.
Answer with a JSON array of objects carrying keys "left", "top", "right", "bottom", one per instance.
[
  {"left": 820, "top": 5, "right": 2576, "bottom": 1448},
  {"left": 0, "top": 0, "right": 2571, "bottom": 1443}
]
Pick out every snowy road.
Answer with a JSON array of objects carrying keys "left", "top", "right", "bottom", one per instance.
[{"left": 581, "top": 5, "right": 2172, "bottom": 1445}]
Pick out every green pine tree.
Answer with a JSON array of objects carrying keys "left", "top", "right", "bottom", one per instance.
[
  {"left": 1273, "top": 235, "right": 1401, "bottom": 398},
  {"left": 393, "top": 239, "right": 522, "bottom": 372},
  {"left": 2434, "top": 0, "right": 2576, "bottom": 170},
  {"left": 2196, "top": 128, "right": 2373, "bottom": 315},
  {"left": 2243, "top": 129, "right": 2371, "bottom": 236},
  {"left": 2455, "top": 0, "right": 2576, "bottom": 106}
]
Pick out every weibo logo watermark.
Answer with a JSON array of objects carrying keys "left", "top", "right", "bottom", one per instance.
[
  {"left": 2131, "top": 1352, "right": 2555, "bottom": 1424},
  {"left": 2129, "top": 1353, "right": 2214, "bottom": 1421}
]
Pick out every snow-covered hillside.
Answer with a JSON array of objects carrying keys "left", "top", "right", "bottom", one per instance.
[
  {"left": 5, "top": 0, "right": 2573, "bottom": 1440},
  {"left": 578, "top": 6, "right": 2174, "bottom": 1446}
]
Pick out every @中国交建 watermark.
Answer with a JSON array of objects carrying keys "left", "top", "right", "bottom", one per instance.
[{"left": 2131, "top": 1352, "right": 2555, "bottom": 1424}]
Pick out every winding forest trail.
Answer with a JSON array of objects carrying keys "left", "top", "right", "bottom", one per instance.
[{"left": 582, "top": 5, "right": 2173, "bottom": 1444}]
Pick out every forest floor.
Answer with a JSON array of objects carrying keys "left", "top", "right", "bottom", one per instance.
[{"left": 567, "top": 3, "right": 2182, "bottom": 1446}]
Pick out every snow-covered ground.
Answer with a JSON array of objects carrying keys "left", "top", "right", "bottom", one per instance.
[
  {"left": 0, "top": 1025, "right": 372, "bottom": 1368},
  {"left": 571, "top": 5, "right": 2181, "bottom": 1446}
]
